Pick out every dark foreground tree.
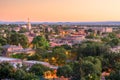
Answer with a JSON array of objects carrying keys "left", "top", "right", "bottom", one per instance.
[
  {"left": 13, "top": 69, "right": 39, "bottom": 80},
  {"left": 57, "top": 65, "right": 73, "bottom": 78},
  {"left": 0, "top": 62, "right": 15, "bottom": 79},
  {"left": 29, "top": 64, "right": 51, "bottom": 76}
]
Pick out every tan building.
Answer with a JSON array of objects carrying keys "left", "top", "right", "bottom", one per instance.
[
  {"left": 2, "top": 44, "right": 35, "bottom": 56},
  {"left": 27, "top": 18, "right": 32, "bottom": 31}
]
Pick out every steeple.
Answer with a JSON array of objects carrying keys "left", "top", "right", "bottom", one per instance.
[{"left": 27, "top": 18, "right": 31, "bottom": 30}]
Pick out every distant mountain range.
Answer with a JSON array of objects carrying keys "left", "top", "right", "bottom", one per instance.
[
  {"left": 0, "top": 21, "right": 26, "bottom": 24},
  {"left": 1, "top": 21, "right": 120, "bottom": 25}
]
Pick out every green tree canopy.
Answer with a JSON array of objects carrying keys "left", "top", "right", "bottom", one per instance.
[
  {"left": 51, "top": 47, "right": 67, "bottom": 65},
  {"left": 32, "top": 35, "right": 49, "bottom": 49},
  {"left": 0, "top": 37, "right": 7, "bottom": 46},
  {"left": 0, "top": 62, "right": 15, "bottom": 79},
  {"left": 14, "top": 69, "right": 39, "bottom": 80},
  {"left": 57, "top": 65, "right": 73, "bottom": 78},
  {"left": 108, "top": 38, "right": 120, "bottom": 47},
  {"left": 71, "top": 57, "right": 101, "bottom": 80},
  {"left": 7, "top": 32, "right": 28, "bottom": 48},
  {"left": 29, "top": 64, "right": 51, "bottom": 76},
  {"left": 77, "top": 42, "right": 110, "bottom": 58}
]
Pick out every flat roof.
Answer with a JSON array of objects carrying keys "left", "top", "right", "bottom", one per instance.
[
  {"left": 0, "top": 57, "right": 20, "bottom": 61},
  {"left": 24, "top": 60, "right": 50, "bottom": 65}
]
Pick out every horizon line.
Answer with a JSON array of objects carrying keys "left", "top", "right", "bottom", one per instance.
[{"left": 1, "top": 20, "right": 120, "bottom": 23}]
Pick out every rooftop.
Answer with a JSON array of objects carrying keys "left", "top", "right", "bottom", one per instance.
[{"left": 0, "top": 56, "right": 21, "bottom": 61}]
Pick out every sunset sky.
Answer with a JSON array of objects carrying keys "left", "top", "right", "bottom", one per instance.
[{"left": 1, "top": 0, "right": 120, "bottom": 22}]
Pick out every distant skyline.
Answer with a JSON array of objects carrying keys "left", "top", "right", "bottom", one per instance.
[{"left": 1, "top": 0, "right": 120, "bottom": 22}]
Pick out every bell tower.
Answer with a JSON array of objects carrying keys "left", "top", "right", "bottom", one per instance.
[{"left": 27, "top": 18, "right": 31, "bottom": 30}]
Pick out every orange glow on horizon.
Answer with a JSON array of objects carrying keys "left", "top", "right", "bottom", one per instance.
[{"left": 1, "top": 0, "right": 120, "bottom": 22}]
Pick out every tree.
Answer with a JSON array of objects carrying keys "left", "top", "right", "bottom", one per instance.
[
  {"left": 101, "top": 37, "right": 110, "bottom": 43},
  {"left": 32, "top": 36, "right": 49, "bottom": 49},
  {"left": 61, "top": 45, "right": 72, "bottom": 50},
  {"left": 35, "top": 47, "right": 47, "bottom": 54},
  {"left": 13, "top": 69, "right": 27, "bottom": 80},
  {"left": 81, "top": 61, "right": 100, "bottom": 80},
  {"left": 104, "top": 54, "right": 120, "bottom": 80},
  {"left": 0, "top": 62, "right": 15, "bottom": 79},
  {"left": 57, "top": 65, "right": 73, "bottom": 78},
  {"left": 0, "top": 43, "right": 3, "bottom": 55},
  {"left": 81, "top": 61, "right": 95, "bottom": 76},
  {"left": 108, "top": 38, "right": 120, "bottom": 47},
  {"left": 0, "top": 37, "right": 7, "bottom": 46},
  {"left": 106, "top": 70, "right": 120, "bottom": 80},
  {"left": 29, "top": 64, "right": 50, "bottom": 76},
  {"left": 83, "top": 56, "right": 102, "bottom": 75},
  {"left": 71, "top": 57, "right": 101, "bottom": 80},
  {"left": 24, "top": 73, "right": 39, "bottom": 80},
  {"left": 8, "top": 32, "right": 19, "bottom": 45},
  {"left": 71, "top": 61, "right": 83, "bottom": 80},
  {"left": 27, "top": 53, "right": 42, "bottom": 61},
  {"left": 13, "top": 69, "right": 39, "bottom": 80},
  {"left": 7, "top": 32, "right": 28, "bottom": 48},
  {"left": 77, "top": 42, "right": 110, "bottom": 58},
  {"left": 19, "top": 27, "right": 28, "bottom": 33},
  {"left": 53, "top": 46, "right": 66, "bottom": 54},
  {"left": 51, "top": 47, "right": 67, "bottom": 65},
  {"left": 11, "top": 53, "right": 28, "bottom": 60},
  {"left": 85, "top": 32, "right": 95, "bottom": 39},
  {"left": 108, "top": 32, "right": 117, "bottom": 39},
  {"left": 19, "top": 34, "right": 29, "bottom": 48},
  {"left": 37, "top": 46, "right": 67, "bottom": 65},
  {"left": 102, "top": 53, "right": 120, "bottom": 68}
]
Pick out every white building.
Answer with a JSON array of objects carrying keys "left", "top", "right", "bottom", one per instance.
[
  {"left": 0, "top": 57, "right": 22, "bottom": 68},
  {"left": 0, "top": 57, "right": 58, "bottom": 69}
]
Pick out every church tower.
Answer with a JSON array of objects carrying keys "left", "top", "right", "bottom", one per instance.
[{"left": 27, "top": 18, "right": 31, "bottom": 30}]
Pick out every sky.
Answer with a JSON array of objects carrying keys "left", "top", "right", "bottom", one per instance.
[{"left": 0, "top": 0, "right": 120, "bottom": 22}]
